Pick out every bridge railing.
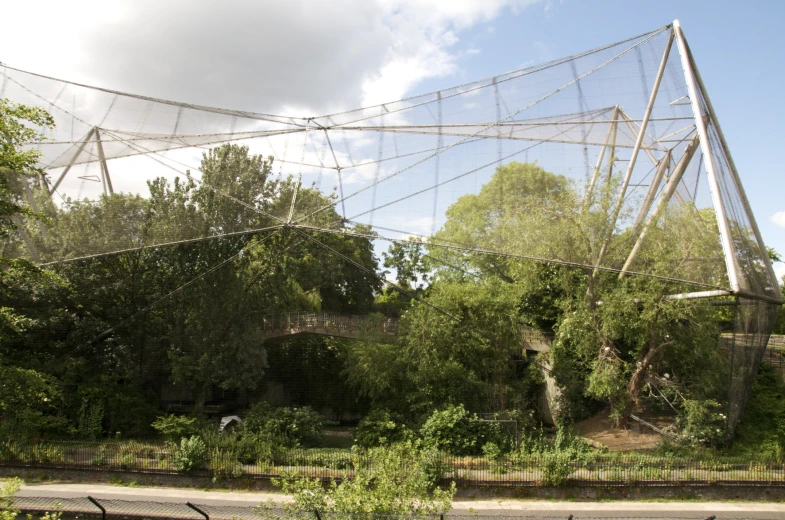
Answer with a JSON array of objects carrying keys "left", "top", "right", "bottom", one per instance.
[
  {"left": 248, "top": 311, "right": 552, "bottom": 350},
  {"left": 251, "top": 312, "right": 399, "bottom": 336}
]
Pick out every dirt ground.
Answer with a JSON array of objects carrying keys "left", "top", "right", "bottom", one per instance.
[{"left": 575, "top": 408, "right": 669, "bottom": 451}]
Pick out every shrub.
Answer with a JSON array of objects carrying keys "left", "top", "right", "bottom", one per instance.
[
  {"left": 677, "top": 399, "right": 727, "bottom": 448},
  {"left": 275, "top": 447, "right": 354, "bottom": 470},
  {"left": 481, "top": 442, "right": 502, "bottom": 460},
  {"left": 420, "top": 404, "right": 503, "bottom": 456},
  {"left": 274, "top": 442, "right": 455, "bottom": 514},
  {"left": 31, "top": 444, "right": 65, "bottom": 464},
  {"left": 209, "top": 448, "right": 244, "bottom": 482},
  {"left": 1, "top": 477, "right": 62, "bottom": 520},
  {"left": 540, "top": 452, "right": 573, "bottom": 486},
  {"left": 243, "top": 403, "right": 324, "bottom": 447},
  {"left": 354, "top": 409, "right": 412, "bottom": 448},
  {"left": 169, "top": 436, "right": 207, "bottom": 472},
  {"left": 117, "top": 452, "right": 137, "bottom": 469},
  {"left": 151, "top": 415, "right": 201, "bottom": 441},
  {"left": 91, "top": 446, "right": 108, "bottom": 467},
  {"left": 1, "top": 478, "right": 22, "bottom": 520}
]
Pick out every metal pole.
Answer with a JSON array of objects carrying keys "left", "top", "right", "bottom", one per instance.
[
  {"left": 186, "top": 502, "right": 209, "bottom": 520},
  {"left": 49, "top": 127, "right": 96, "bottom": 193},
  {"left": 684, "top": 29, "right": 782, "bottom": 302},
  {"left": 87, "top": 496, "right": 106, "bottom": 520},
  {"left": 673, "top": 19, "right": 741, "bottom": 293},
  {"left": 618, "top": 108, "right": 664, "bottom": 171},
  {"left": 584, "top": 106, "right": 618, "bottom": 205},
  {"left": 632, "top": 149, "right": 671, "bottom": 230},
  {"left": 594, "top": 28, "right": 675, "bottom": 275},
  {"left": 606, "top": 104, "right": 620, "bottom": 189},
  {"left": 322, "top": 129, "right": 346, "bottom": 220},
  {"left": 665, "top": 290, "right": 732, "bottom": 301},
  {"left": 619, "top": 134, "right": 699, "bottom": 279},
  {"left": 94, "top": 128, "right": 113, "bottom": 195},
  {"left": 287, "top": 119, "right": 310, "bottom": 223},
  {"left": 619, "top": 108, "right": 690, "bottom": 207}
]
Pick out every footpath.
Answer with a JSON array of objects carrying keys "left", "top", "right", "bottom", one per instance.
[{"left": 12, "top": 483, "right": 785, "bottom": 519}]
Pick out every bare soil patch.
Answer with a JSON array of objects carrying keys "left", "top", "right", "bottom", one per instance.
[{"left": 575, "top": 408, "right": 668, "bottom": 451}]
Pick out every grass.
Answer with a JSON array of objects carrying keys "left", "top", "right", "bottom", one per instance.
[{"left": 109, "top": 476, "right": 140, "bottom": 487}]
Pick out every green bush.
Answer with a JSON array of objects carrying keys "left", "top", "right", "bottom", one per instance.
[
  {"left": 273, "top": 447, "right": 354, "bottom": 469},
  {"left": 117, "top": 452, "right": 137, "bottom": 469},
  {"left": 677, "top": 399, "right": 727, "bottom": 448},
  {"left": 1, "top": 478, "right": 22, "bottom": 520},
  {"left": 354, "top": 409, "right": 412, "bottom": 447},
  {"left": 420, "top": 404, "right": 503, "bottom": 456},
  {"left": 1, "top": 477, "right": 63, "bottom": 520},
  {"left": 540, "top": 452, "right": 573, "bottom": 486},
  {"left": 209, "top": 448, "right": 244, "bottom": 481},
  {"left": 91, "top": 445, "right": 108, "bottom": 467},
  {"left": 274, "top": 442, "right": 455, "bottom": 514},
  {"left": 31, "top": 444, "right": 65, "bottom": 464},
  {"left": 243, "top": 403, "right": 324, "bottom": 447},
  {"left": 201, "top": 428, "right": 274, "bottom": 465},
  {"left": 151, "top": 415, "right": 202, "bottom": 441},
  {"left": 169, "top": 436, "right": 207, "bottom": 472}
]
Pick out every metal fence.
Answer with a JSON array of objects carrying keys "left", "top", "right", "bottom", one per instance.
[
  {"left": 3, "top": 497, "right": 727, "bottom": 520},
  {"left": 2, "top": 441, "right": 785, "bottom": 486}
]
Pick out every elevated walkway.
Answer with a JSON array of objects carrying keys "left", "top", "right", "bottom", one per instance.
[{"left": 252, "top": 312, "right": 552, "bottom": 352}]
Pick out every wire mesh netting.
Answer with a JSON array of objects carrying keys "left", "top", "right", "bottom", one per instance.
[
  {"left": 0, "top": 21, "right": 781, "bottom": 437},
  {"left": 2, "top": 497, "right": 771, "bottom": 520},
  {"left": 2, "top": 24, "right": 780, "bottom": 293}
]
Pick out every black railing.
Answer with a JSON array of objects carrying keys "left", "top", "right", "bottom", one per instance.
[
  {"left": 2, "top": 441, "right": 784, "bottom": 486},
  {"left": 253, "top": 312, "right": 399, "bottom": 336},
  {"left": 250, "top": 312, "right": 553, "bottom": 351}
]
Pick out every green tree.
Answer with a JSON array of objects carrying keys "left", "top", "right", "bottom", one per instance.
[
  {"left": 382, "top": 237, "right": 429, "bottom": 290},
  {"left": 26, "top": 143, "right": 381, "bottom": 415},
  {"left": 346, "top": 278, "right": 537, "bottom": 416},
  {"left": 0, "top": 100, "right": 75, "bottom": 439},
  {"left": 415, "top": 160, "right": 728, "bottom": 430},
  {"left": 0, "top": 98, "right": 54, "bottom": 242}
]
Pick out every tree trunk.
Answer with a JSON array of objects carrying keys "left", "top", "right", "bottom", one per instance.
[{"left": 628, "top": 340, "right": 672, "bottom": 406}]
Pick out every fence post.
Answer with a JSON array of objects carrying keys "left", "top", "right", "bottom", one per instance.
[
  {"left": 186, "top": 502, "right": 209, "bottom": 520},
  {"left": 87, "top": 496, "right": 106, "bottom": 520}
]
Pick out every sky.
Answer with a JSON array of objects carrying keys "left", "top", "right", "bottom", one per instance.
[{"left": 1, "top": 0, "right": 783, "bottom": 280}]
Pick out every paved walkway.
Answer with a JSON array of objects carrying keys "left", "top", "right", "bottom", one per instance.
[{"left": 14, "top": 483, "right": 785, "bottom": 518}]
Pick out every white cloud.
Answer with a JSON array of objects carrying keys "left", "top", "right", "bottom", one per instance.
[
  {"left": 4, "top": 0, "right": 547, "bottom": 222},
  {"left": 1, "top": 1, "right": 540, "bottom": 117},
  {"left": 771, "top": 211, "right": 785, "bottom": 228}
]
